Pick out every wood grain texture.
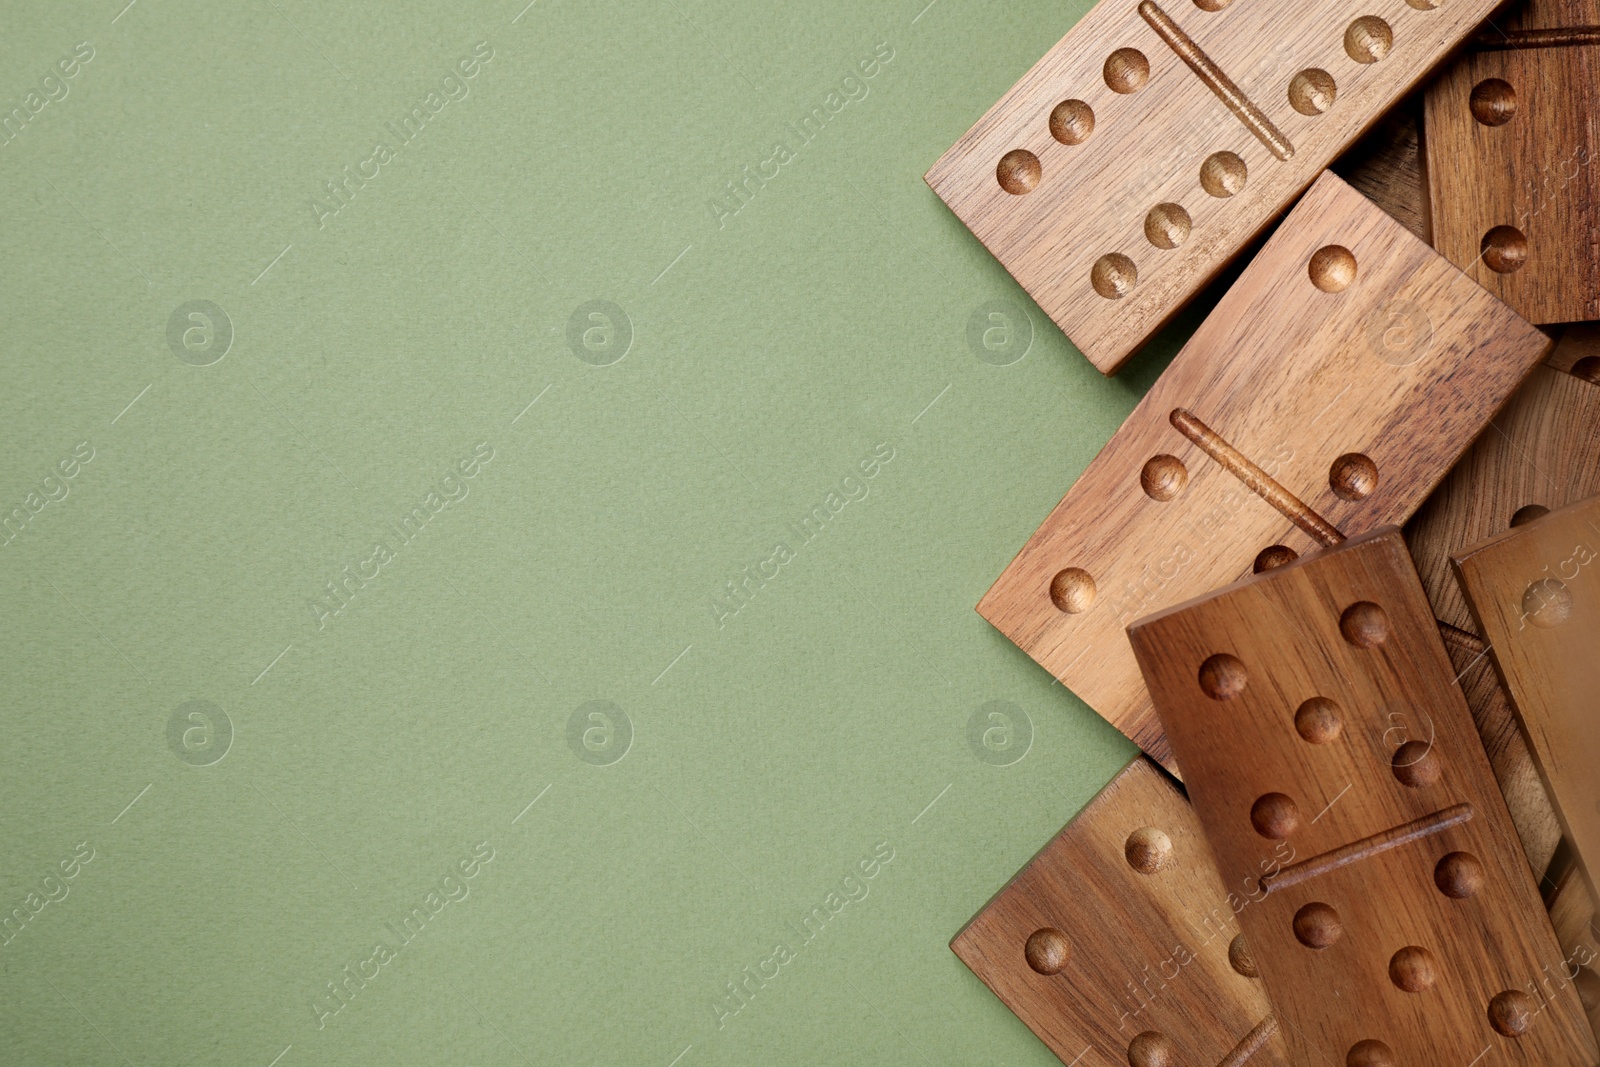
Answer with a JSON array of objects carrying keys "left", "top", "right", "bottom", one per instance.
[
  {"left": 1401, "top": 329, "right": 1600, "bottom": 880},
  {"left": 1488, "top": 0, "right": 1600, "bottom": 39},
  {"left": 977, "top": 173, "right": 1549, "bottom": 773},
  {"left": 1439, "top": 620, "right": 1565, "bottom": 877},
  {"left": 1454, "top": 493, "right": 1600, "bottom": 904},
  {"left": 1423, "top": 2, "right": 1600, "bottom": 325},
  {"left": 924, "top": 0, "right": 1506, "bottom": 374},
  {"left": 951, "top": 757, "right": 1288, "bottom": 1067},
  {"left": 1406, "top": 351, "right": 1600, "bottom": 636},
  {"left": 1331, "top": 93, "right": 1430, "bottom": 241},
  {"left": 1547, "top": 322, "right": 1600, "bottom": 376},
  {"left": 1546, "top": 852, "right": 1600, "bottom": 1037},
  {"left": 1128, "top": 528, "right": 1597, "bottom": 1066}
]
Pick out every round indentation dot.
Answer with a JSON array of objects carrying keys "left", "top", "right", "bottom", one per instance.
[
  {"left": 1092, "top": 253, "right": 1138, "bottom": 299},
  {"left": 1406, "top": 0, "right": 1441, "bottom": 8},
  {"left": 1435, "top": 851, "right": 1485, "bottom": 899},
  {"left": 1251, "top": 792, "right": 1300, "bottom": 839},
  {"left": 1482, "top": 226, "right": 1528, "bottom": 273},
  {"left": 1254, "top": 545, "right": 1298, "bottom": 573},
  {"left": 1330, "top": 453, "right": 1379, "bottom": 501},
  {"left": 1105, "top": 48, "right": 1151, "bottom": 93},
  {"left": 1345, "top": 16, "right": 1394, "bottom": 63},
  {"left": 1141, "top": 454, "right": 1189, "bottom": 501},
  {"left": 1127, "top": 1031, "right": 1177, "bottom": 1067},
  {"left": 1522, "top": 577, "right": 1572, "bottom": 629},
  {"left": 1309, "top": 246, "right": 1357, "bottom": 292},
  {"left": 1050, "top": 99, "right": 1095, "bottom": 145},
  {"left": 1471, "top": 78, "right": 1517, "bottom": 127},
  {"left": 1347, "top": 1039, "right": 1396, "bottom": 1067},
  {"left": 1200, "top": 151, "right": 1247, "bottom": 197},
  {"left": 1293, "top": 901, "right": 1342, "bottom": 949},
  {"left": 1194, "top": 0, "right": 1234, "bottom": 8},
  {"left": 1144, "top": 202, "right": 1193, "bottom": 250},
  {"left": 1489, "top": 990, "right": 1536, "bottom": 1036},
  {"left": 997, "top": 149, "right": 1041, "bottom": 195},
  {"left": 1392, "top": 740, "right": 1441, "bottom": 788},
  {"left": 1389, "top": 946, "right": 1438, "bottom": 992},
  {"left": 1025, "top": 928, "right": 1071, "bottom": 975},
  {"left": 1295, "top": 697, "right": 1343, "bottom": 744},
  {"left": 1125, "top": 826, "right": 1175, "bottom": 874},
  {"left": 1289, "top": 69, "right": 1338, "bottom": 115},
  {"left": 1229, "top": 933, "right": 1258, "bottom": 977},
  {"left": 1510, "top": 504, "right": 1549, "bottom": 527},
  {"left": 1572, "top": 356, "right": 1600, "bottom": 384},
  {"left": 1198, "top": 653, "right": 1248, "bottom": 700},
  {"left": 1340, "top": 601, "right": 1390, "bottom": 648},
  {"left": 1049, "top": 568, "right": 1097, "bottom": 614},
  {"left": 1253, "top": 545, "right": 1306, "bottom": 575}
]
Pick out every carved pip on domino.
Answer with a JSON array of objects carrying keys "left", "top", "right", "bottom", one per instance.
[
  {"left": 1423, "top": 0, "right": 1600, "bottom": 325},
  {"left": 1385, "top": 324, "right": 1600, "bottom": 877},
  {"left": 1454, "top": 493, "right": 1600, "bottom": 904},
  {"left": 951, "top": 757, "right": 1290, "bottom": 1067},
  {"left": 1399, "top": 327, "right": 1600, "bottom": 874},
  {"left": 1406, "top": 328, "right": 1600, "bottom": 639},
  {"left": 926, "top": 0, "right": 1513, "bottom": 374},
  {"left": 954, "top": 727, "right": 1595, "bottom": 1067},
  {"left": 1129, "top": 528, "right": 1598, "bottom": 1065},
  {"left": 976, "top": 171, "right": 1550, "bottom": 773}
]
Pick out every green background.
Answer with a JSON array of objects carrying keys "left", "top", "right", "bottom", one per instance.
[{"left": 0, "top": 0, "right": 1204, "bottom": 1062}]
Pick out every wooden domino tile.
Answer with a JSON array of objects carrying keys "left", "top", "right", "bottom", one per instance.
[
  {"left": 1547, "top": 322, "right": 1600, "bottom": 379},
  {"left": 1453, "top": 493, "right": 1600, "bottom": 903},
  {"left": 1546, "top": 853, "right": 1600, "bottom": 1036},
  {"left": 977, "top": 172, "right": 1549, "bottom": 773},
  {"left": 1128, "top": 528, "right": 1598, "bottom": 1066},
  {"left": 1423, "top": 0, "right": 1600, "bottom": 325},
  {"left": 1314, "top": 113, "right": 1567, "bottom": 878},
  {"left": 1330, "top": 95, "right": 1430, "bottom": 241},
  {"left": 925, "top": 0, "right": 1508, "bottom": 374},
  {"left": 1439, "top": 620, "right": 1565, "bottom": 877},
  {"left": 1401, "top": 328, "right": 1600, "bottom": 877},
  {"left": 951, "top": 757, "right": 1289, "bottom": 1067},
  {"left": 1407, "top": 333, "right": 1600, "bottom": 637}
]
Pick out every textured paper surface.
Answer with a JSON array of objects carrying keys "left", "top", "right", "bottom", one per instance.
[{"left": 0, "top": 1, "right": 1174, "bottom": 1063}]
